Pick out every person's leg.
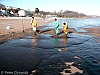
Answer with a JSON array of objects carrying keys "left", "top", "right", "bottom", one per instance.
[
  {"left": 32, "top": 26, "right": 34, "bottom": 31},
  {"left": 56, "top": 28, "right": 59, "bottom": 35},
  {"left": 55, "top": 28, "right": 57, "bottom": 35},
  {"left": 34, "top": 31, "right": 36, "bottom": 35},
  {"left": 34, "top": 28, "right": 36, "bottom": 35},
  {"left": 32, "top": 26, "right": 36, "bottom": 35}
]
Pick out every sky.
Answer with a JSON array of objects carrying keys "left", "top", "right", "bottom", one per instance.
[{"left": 1, "top": 0, "right": 100, "bottom": 16}]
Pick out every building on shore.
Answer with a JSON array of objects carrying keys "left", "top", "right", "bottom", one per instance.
[
  {"left": 18, "top": 9, "right": 26, "bottom": 17},
  {"left": 0, "top": 4, "right": 34, "bottom": 17}
]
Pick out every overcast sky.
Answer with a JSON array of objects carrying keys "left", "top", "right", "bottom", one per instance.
[{"left": 1, "top": 0, "right": 100, "bottom": 16}]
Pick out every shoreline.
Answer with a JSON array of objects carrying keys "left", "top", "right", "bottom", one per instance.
[{"left": 0, "top": 17, "right": 88, "bottom": 20}]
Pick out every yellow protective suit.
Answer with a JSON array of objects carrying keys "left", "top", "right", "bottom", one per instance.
[
  {"left": 31, "top": 19, "right": 37, "bottom": 27},
  {"left": 31, "top": 19, "right": 37, "bottom": 32},
  {"left": 62, "top": 22, "right": 68, "bottom": 34}
]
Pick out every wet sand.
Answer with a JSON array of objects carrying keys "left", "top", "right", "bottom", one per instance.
[
  {"left": 83, "top": 26, "right": 100, "bottom": 37},
  {"left": 0, "top": 18, "right": 100, "bottom": 75}
]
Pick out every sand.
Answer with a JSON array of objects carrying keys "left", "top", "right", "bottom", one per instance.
[
  {"left": 0, "top": 17, "right": 53, "bottom": 35},
  {"left": 0, "top": 17, "right": 53, "bottom": 43}
]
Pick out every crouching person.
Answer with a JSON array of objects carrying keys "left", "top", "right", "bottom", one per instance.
[{"left": 62, "top": 22, "right": 68, "bottom": 36}]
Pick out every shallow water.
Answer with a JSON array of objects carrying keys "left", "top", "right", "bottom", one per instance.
[
  {"left": 44, "top": 18, "right": 100, "bottom": 32},
  {"left": 0, "top": 33, "right": 98, "bottom": 72}
]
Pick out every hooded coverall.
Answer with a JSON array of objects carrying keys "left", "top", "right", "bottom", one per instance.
[
  {"left": 31, "top": 19, "right": 37, "bottom": 32},
  {"left": 62, "top": 22, "right": 68, "bottom": 35},
  {"left": 54, "top": 21, "right": 59, "bottom": 35}
]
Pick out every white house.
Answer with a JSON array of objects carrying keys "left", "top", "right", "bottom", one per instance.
[{"left": 18, "top": 9, "right": 26, "bottom": 17}]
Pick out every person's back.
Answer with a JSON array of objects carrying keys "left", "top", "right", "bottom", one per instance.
[
  {"left": 53, "top": 19, "right": 59, "bottom": 35},
  {"left": 31, "top": 17, "right": 37, "bottom": 27}
]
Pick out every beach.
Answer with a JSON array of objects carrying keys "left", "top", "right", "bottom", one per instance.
[
  {"left": 0, "top": 17, "right": 100, "bottom": 75},
  {"left": 1, "top": 17, "right": 100, "bottom": 39},
  {"left": 0, "top": 17, "right": 53, "bottom": 43},
  {"left": 0, "top": 17, "right": 53, "bottom": 35}
]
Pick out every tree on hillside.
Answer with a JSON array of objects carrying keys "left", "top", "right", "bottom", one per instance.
[
  {"left": 35, "top": 8, "right": 39, "bottom": 16},
  {"left": 0, "top": 4, "right": 6, "bottom": 9}
]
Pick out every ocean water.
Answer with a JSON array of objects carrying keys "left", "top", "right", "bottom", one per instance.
[{"left": 47, "top": 18, "right": 100, "bottom": 32}]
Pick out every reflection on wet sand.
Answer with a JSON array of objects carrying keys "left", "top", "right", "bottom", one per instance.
[
  {"left": 54, "top": 35, "right": 68, "bottom": 51},
  {"left": 54, "top": 38, "right": 59, "bottom": 51},
  {"left": 54, "top": 38, "right": 59, "bottom": 46},
  {"left": 32, "top": 38, "right": 37, "bottom": 47},
  {"left": 31, "top": 35, "right": 38, "bottom": 50},
  {"left": 62, "top": 36, "right": 68, "bottom": 50}
]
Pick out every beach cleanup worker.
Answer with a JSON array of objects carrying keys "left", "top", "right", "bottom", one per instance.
[
  {"left": 31, "top": 16, "right": 37, "bottom": 35},
  {"left": 62, "top": 22, "right": 68, "bottom": 35},
  {"left": 53, "top": 18, "right": 59, "bottom": 35}
]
